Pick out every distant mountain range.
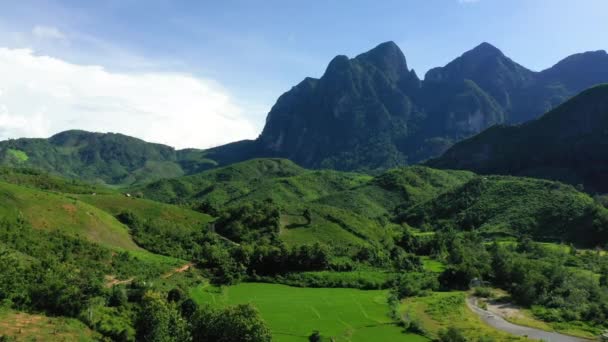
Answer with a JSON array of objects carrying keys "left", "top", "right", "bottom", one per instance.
[
  {"left": 428, "top": 84, "right": 608, "bottom": 193},
  {"left": 206, "top": 41, "right": 608, "bottom": 171},
  {"left": 1, "top": 41, "right": 607, "bottom": 185}
]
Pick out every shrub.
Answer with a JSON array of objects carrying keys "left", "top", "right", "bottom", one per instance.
[
  {"left": 473, "top": 287, "right": 492, "bottom": 298},
  {"left": 438, "top": 327, "right": 467, "bottom": 342}
]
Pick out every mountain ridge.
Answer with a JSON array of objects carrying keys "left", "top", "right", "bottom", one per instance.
[
  {"left": 2, "top": 41, "right": 608, "bottom": 182},
  {"left": 428, "top": 84, "right": 608, "bottom": 193}
]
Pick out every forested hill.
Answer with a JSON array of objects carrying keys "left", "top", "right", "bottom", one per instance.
[
  {"left": 1, "top": 160, "right": 608, "bottom": 340},
  {"left": 204, "top": 42, "right": 608, "bottom": 172},
  {"left": 0, "top": 130, "right": 217, "bottom": 185},
  {"left": 135, "top": 158, "right": 608, "bottom": 247},
  {"left": 428, "top": 84, "right": 608, "bottom": 193}
]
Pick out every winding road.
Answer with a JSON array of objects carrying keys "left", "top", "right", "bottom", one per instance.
[{"left": 466, "top": 297, "right": 592, "bottom": 342}]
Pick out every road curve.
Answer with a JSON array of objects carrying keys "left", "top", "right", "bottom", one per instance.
[{"left": 466, "top": 297, "right": 592, "bottom": 342}]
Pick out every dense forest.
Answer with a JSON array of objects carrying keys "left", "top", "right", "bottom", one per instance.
[{"left": 0, "top": 158, "right": 607, "bottom": 341}]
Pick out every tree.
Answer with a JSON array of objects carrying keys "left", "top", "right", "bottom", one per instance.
[
  {"left": 309, "top": 330, "right": 322, "bottom": 342},
  {"left": 394, "top": 272, "right": 438, "bottom": 298},
  {"left": 191, "top": 304, "right": 271, "bottom": 342},
  {"left": 438, "top": 327, "right": 467, "bottom": 342},
  {"left": 136, "top": 291, "right": 190, "bottom": 342},
  {"left": 167, "top": 288, "right": 184, "bottom": 303},
  {"left": 180, "top": 299, "right": 198, "bottom": 319},
  {"left": 303, "top": 208, "right": 313, "bottom": 225},
  {"left": 600, "top": 265, "right": 608, "bottom": 287},
  {"left": 109, "top": 285, "right": 128, "bottom": 307}
]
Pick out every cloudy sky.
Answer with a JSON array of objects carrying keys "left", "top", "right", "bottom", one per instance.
[{"left": 0, "top": 0, "right": 606, "bottom": 149}]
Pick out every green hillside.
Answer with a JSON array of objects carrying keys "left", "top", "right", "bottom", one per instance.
[
  {"left": 137, "top": 159, "right": 474, "bottom": 248},
  {"left": 0, "top": 167, "right": 113, "bottom": 194},
  {"left": 0, "top": 130, "right": 217, "bottom": 186},
  {"left": 0, "top": 181, "right": 139, "bottom": 250},
  {"left": 400, "top": 175, "right": 608, "bottom": 245},
  {"left": 1, "top": 159, "right": 608, "bottom": 341},
  {"left": 429, "top": 84, "right": 608, "bottom": 193}
]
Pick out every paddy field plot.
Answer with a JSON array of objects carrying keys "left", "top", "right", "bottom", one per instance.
[{"left": 190, "top": 282, "right": 428, "bottom": 342}]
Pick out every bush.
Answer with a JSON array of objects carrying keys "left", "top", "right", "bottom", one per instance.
[
  {"left": 191, "top": 304, "right": 271, "bottom": 342},
  {"left": 438, "top": 327, "right": 467, "bottom": 342},
  {"left": 473, "top": 287, "right": 492, "bottom": 298},
  {"left": 394, "top": 272, "right": 438, "bottom": 298},
  {"left": 309, "top": 330, "right": 322, "bottom": 342}
]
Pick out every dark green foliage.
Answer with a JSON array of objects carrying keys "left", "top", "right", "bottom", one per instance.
[
  {"left": 137, "top": 160, "right": 473, "bottom": 252},
  {"left": 215, "top": 200, "right": 281, "bottom": 242},
  {"left": 167, "top": 288, "right": 184, "bottom": 303},
  {"left": 430, "top": 84, "right": 608, "bottom": 193},
  {"left": 433, "top": 233, "right": 608, "bottom": 331},
  {"left": 0, "top": 217, "right": 182, "bottom": 340},
  {"left": 400, "top": 175, "right": 608, "bottom": 246},
  {"left": 109, "top": 286, "right": 129, "bottom": 307},
  {"left": 309, "top": 330, "right": 322, "bottom": 342},
  {"left": 391, "top": 249, "right": 423, "bottom": 271},
  {"left": 0, "top": 130, "right": 216, "bottom": 186},
  {"left": 0, "top": 167, "right": 112, "bottom": 194},
  {"left": 180, "top": 299, "right": 198, "bottom": 319},
  {"left": 117, "top": 210, "right": 212, "bottom": 260},
  {"left": 135, "top": 291, "right": 190, "bottom": 342},
  {"left": 303, "top": 208, "right": 312, "bottom": 225},
  {"left": 497, "top": 246, "right": 608, "bottom": 327},
  {"left": 393, "top": 272, "right": 439, "bottom": 298},
  {"left": 190, "top": 304, "right": 271, "bottom": 342},
  {"left": 438, "top": 327, "right": 467, "bottom": 342}
]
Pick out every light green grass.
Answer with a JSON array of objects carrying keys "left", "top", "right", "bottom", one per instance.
[
  {"left": 421, "top": 257, "right": 445, "bottom": 273},
  {"left": 0, "top": 181, "right": 139, "bottom": 250},
  {"left": 400, "top": 291, "right": 527, "bottom": 341},
  {"left": 190, "top": 282, "right": 428, "bottom": 342},
  {"left": 7, "top": 149, "right": 28, "bottom": 162},
  {"left": 76, "top": 194, "right": 214, "bottom": 227},
  {"left": 0, "top": 308, "right": 97, "bottom": 341}
]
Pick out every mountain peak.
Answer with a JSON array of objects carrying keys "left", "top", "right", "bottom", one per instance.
[
  {"left": 324, "top": 55, "right": 351, "bottom": 74},
  {"left": 355, "top": 41, "right": 409, "bottom": 82},
  {"left": 462, "top": 42, "right": 505, "bottom": 61},
  {"left": 361, "top": 41, "right": 402, "bottom": 57}
]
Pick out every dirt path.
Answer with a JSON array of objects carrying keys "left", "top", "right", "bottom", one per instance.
[
  {"left": 162, "top": 262, "right": 194, "bottom": 279},
  {"left": 467, "top": 297, "right": 592, "bottom": 342},
  {"left": 104, "top": 275, "right": 134, "bottom": 288}
]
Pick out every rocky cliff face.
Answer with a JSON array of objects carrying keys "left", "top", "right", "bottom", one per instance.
[
  {"left": 258, "top": 41, "right": 420, "bottom": 170},
  {"left": 209, "top": 41, "right": 608, "bottom": 171}
]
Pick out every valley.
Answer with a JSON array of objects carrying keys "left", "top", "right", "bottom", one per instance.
[{"left": 0, "top": 31, "right": 607, "bottom": 342}]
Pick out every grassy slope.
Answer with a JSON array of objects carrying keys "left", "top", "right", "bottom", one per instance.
[
  {"left": 0, "top": 308, "right": 98, "bottom": 342},
  {"left": 0, "top": 171, "right": 188, "bottom": 275},
  {"left": 401, "top": 175, "right": 608, "bottom": 244},
  {"left": 0, "top": 181, "right": 139, "bottom": 250},
  {"left": 190, "top": 282, "right": 428, "bottom": 342},
  {"left": 75, "top": 194, "right": 214, "bottom": 229},
  {"left": 0, "top": 167, "right": 114, "bottom": 194}
]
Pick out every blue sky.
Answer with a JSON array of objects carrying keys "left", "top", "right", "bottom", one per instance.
[{"left": 0, "top": 0, "right": 606, "bottom": 148}]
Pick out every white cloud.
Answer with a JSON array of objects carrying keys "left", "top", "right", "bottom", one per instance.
[
  {"left": 0, "top": 48, "right": 259, "bottom": 149},
  {"left": 32, "top": 25, "right": 67, "bottom": 41}
]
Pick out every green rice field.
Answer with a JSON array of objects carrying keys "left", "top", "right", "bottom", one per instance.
[{"left": 190, "top": 282, "right": 429, "bottom": 342}]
